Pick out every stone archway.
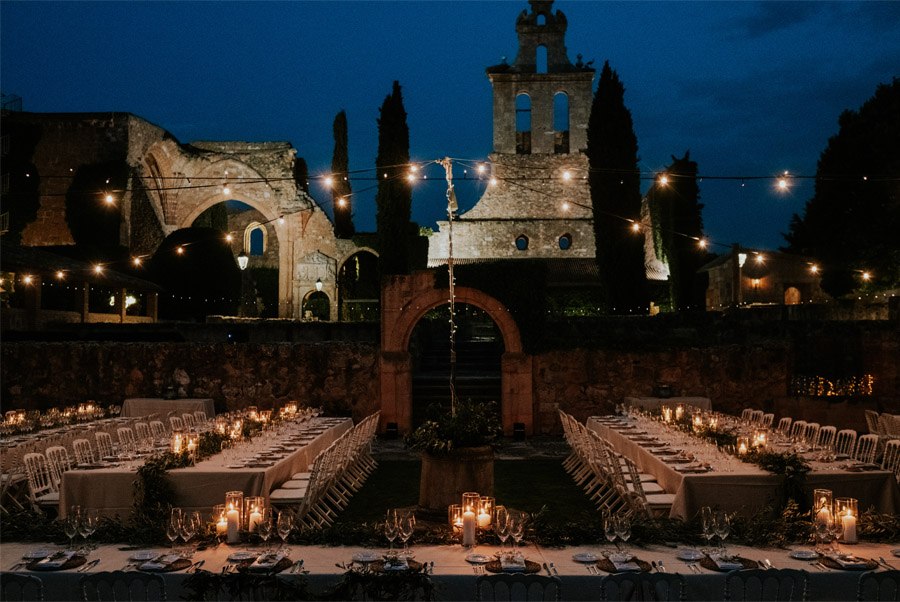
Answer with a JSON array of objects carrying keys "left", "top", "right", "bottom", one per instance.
[{"left": 380, "top": 272, "right": 532, "bottom": 436}]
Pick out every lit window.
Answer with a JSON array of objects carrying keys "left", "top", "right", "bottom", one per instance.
[{"left": 515, "top": 235, "right": 529, "bottom": 251}]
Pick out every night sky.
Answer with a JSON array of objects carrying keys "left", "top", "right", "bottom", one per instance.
[{"left": 2, "top": 1, "right": 898, "bottom": 251}]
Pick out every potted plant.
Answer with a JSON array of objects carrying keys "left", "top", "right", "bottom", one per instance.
[{"left": 405, "top": 398, "right": 503, "bottom": 516}]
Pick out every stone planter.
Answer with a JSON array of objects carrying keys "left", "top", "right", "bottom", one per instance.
[{"left": 417, "top": 446, "right": 494, "bottom": 516}]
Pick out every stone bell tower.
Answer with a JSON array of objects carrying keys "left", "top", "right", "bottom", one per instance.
[{"left": 428, "top": 0, "right": 596, "bottom": 264}]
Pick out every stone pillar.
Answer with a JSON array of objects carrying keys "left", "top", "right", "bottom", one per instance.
[
  {"left": 501, "top": 351, "right": 534, "bottom": 435},
  {"left": 147, "top": 292, "right": 158, "bottom": 322},
  {"left": 116, "top": 288, "right": 127, "bottom": 323},
  {"left": 80, "top": 282, "right": 90, "bottom": 323},
  {"left": 379, "top": 351, "right": 412, "bottom": 433}
]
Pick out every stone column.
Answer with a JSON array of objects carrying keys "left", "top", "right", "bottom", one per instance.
[{"left": 80, "top": 282, "right": 90, "bottom": 323}]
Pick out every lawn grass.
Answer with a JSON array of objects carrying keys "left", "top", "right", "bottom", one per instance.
[{"left": 341, "top": 459, "right": 597, "bottom": 524}]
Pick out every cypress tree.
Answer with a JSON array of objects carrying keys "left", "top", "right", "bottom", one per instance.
[
  {"left": 375, "top": 81, "right": 412, "bottom": 277},
  {"left": 586, "top": 61, "right": 647, "bottom": 314},
  {"left": 331, "top": 110, "right": 355, "bottom": 238},
  {"left": 647, "top": 151, "right": 706, "bottom": 310}
]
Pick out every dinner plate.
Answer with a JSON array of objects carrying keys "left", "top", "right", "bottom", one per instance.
[
  {"left": 891, "top": 549, "right": 900, "bottom": 558},
  {"left": 23, "top": 548, "right": 55, "bottom": 560},
  {"left": 676, "top": 549, "right": 703, "bottom": 561},
  {"left": 130, "top": 551, "right": 160, "bottom": 561},
  {"left": 352, "top": 551, "right": 381, "bottom": 563},
  {"left": 572, "top": 552, "right": 599, "bottom": 563},
  {"left": 228, "top": 551, "right": 259, "bottom": 562},
  {"left": 466, "top": 553, "right": 492, "bottom": 564},
  {"left": 789, "top": 550, "right": 819, "bottom": 560},
  {"left": 226, "top": 464, "right": 247, "bottom": 469}
]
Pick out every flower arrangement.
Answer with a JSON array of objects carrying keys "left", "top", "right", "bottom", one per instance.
[{"left": 404, "top": 398, "right": 503, "bottom": 456}]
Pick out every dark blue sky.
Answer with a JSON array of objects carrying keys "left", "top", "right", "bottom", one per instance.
[{"left": 2, "top": 1, "right": 898, "bottom": 250}]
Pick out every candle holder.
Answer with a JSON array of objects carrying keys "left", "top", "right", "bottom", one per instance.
[
  {"left": 462, "top": 492, "right": 480, "bottom": 514},
  {"left": 675, "top": 404, "right": 685, "bottom": 421},
  {"left": 225, "top": 491, "right": 243, "bottom": 544},
  {"left": 813, "top": 489, "right": 833, "bottom": 525},
  {"left": 212, "top": 504, "right": 227, "bottom": 538},
  {"left": 448, "top": 504, "right": 462, "bottom": 533},
  {"left": 171, "top": 429, "right": 184, "bottom": 454},
  {"left": 736, "top": 436, "right": 750, "bottom": 456},
  {"left": 753, "top": 429, "right": 768, "bottom": 449},
  {"left": 478, "top": 496, "right": 494, "bottom": 529},
  {"left": 661, "top": 405, "right": 673, "bottom": 424},
  {"left": 244, "top": 496, "right": 265, "bottom": 532},
  {"left": 247, "top": 406, "right": 259, "bottom": 421},
  {"left": 835, "top": 498, "right": 858, "bottom": 544}
]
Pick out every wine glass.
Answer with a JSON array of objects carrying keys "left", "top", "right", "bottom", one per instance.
[
  {"left": 276, "top": 510, "right": 293, "bottom": 554},
  {"left": 399, "top": 512, "right": 416, "bottom": 557},
  {"left": 167, "top": 508, "right": 182, "bottom": 551},
  {"left": 384, "top": 509, "right": 399, "bottom": 556},
  {"left": 614, "top": 515, "right": 631, "bottom": 558},
  {"left": 603, "top": 514, "right": 618, "bottom": 554},
  {"left": 714, "top": 511, "right": 731, "bottom": 556},
  {"left": 700, "top": 507, "right": 715, "bottom": 553},
  {"left": 494, "top": 507, "right": 510, "bottom": 557},
  {"left": 510, "top": 512, "right": 526, "bottom": 559},
  {"left": 78, "top": 508, "right": 99, "bottom": 551},
  {"left": 181, "top": 511, "right": 200, "bottom": 555},
  {"left": 257, "top": 511, "right": 273, "bottom": 553},
  {"left": 64, "top": 507, "right": 80, "bottom": 551}
]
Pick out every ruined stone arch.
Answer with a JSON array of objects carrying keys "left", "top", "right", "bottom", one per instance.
[{"left": 380, "top": 272, "right": 532, "bottom": 436}]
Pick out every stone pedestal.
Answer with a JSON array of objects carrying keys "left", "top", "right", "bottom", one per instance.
[{"left": 417, "top": 446, "right": 494, "bottom": 518}]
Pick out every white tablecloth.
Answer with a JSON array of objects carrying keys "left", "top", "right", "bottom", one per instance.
[{"left": 625, "top": 397, "right": 712, "bottom": 411}]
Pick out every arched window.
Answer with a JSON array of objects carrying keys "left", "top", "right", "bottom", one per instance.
[
  {"left": 536, "top": 45, "right": 548, "bottom": 74},
  {"left": 243, "top": 222, "right": 267, "bottom": 256},
  {"left": 516, "top": 94, "right": 531, "bottom": 155},
  {"left": 558, "top": 233, "right": 572, "bottom": 251},
  {"left": 515, "top": 235, "right": 529, "bottom": 251},
  {"left": 553, "top": 92, "right": 570, "bottom": 154}
]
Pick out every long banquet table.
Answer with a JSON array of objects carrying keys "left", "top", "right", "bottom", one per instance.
[
  {"left": 120, "top": 397, "right": 216, "bottom": 418},
  {"left": 59, "top": 417, "right": 352, "bottom": 518},
  {"left": 588, "top": 415, "right": 900, "bottom": 520},
  {"left": 624, "top": 396, "right": 712, "bottom": 411},
  {"left": 2, "top": 541, "right": 898, "bottom": 601}
]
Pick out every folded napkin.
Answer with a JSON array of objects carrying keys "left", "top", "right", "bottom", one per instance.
[
  {"left": 36, "top": 551, "right": 76, "bottom": 569},
  {"left": 500, "top": 556, "right": 526, "bottom": 572},
  {"left": 713, "top": 557, "right": 744, "bottom": 571},
  {"left": 830, "top": 555, "right": 870, "bottom": 569},
  {"left": 611, "top": 557, "right": 641, "bottom": 572},
  {"left": 248, "top": 553, "right": 285, "bottom": 572},
  {"left": 139, "top": 554, "right": 181, "bottom": 571},
  {"left": 382, "top": 557, "right": 410, "bottom": 571}
]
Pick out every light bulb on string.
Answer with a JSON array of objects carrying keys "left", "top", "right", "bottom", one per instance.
[
  {"left": 562, "top": 170, "right": 572, "bottom": 182},
  {"left": 489, "top": 177, "right": 498, "bottom": 186},
  {"left": 861, "top": 271, "right": 872, "bottom": 281},
  {"left": 104, "top": 193, "right": 115, "bottom": 205},
  {"left": 23, "top": 275, "right": 33, "bottom": 285},
  {"left": 222, "top": 185, "right": 231, "bottom": 196},
  {"left": 477, "top": 164, "right": 486, "bottom": 175},
  {"left": 55, "top": 271, "right": 65, "bottom": 280},
  {"left": 658, "top": 174, "right": 669, "bottom": 186},
  {"left": 277, "top": 216, "right": 285, "bottom": 225},
  {"left": 176, "top": 246, "right": 185, "bottom": 256},
  {"left": 93, "top": 265, "right": 104, "bottom": 275},
  {"left": 630, "top": 221, "right": 640, "bottom": 233},
  {"left": 776, "top": 171, "right": 790, "bottom": 192},
  {"left": 755, "top": 254, "right": 765, "bottom": 264},
  {"left": 323, "top": 176, "right": 334, "bottom": 188},
  {"left": 225, "top": 234, "right": 234, "bottom": 243},
  {"left": 697, "top": 238, "right": 708, "bottom": 249},
  {"left": 337, "top": 197, "right": 347, "bottom": 208},
  {"left": 561, "top": 201, "right": 570, "bottom": 211},
  {"left": 132, "top": 257, "right": 143, "bottom": 267}
]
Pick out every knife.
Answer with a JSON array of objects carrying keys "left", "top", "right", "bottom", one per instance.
[
  {"left": 191, "top": 560, "right": 205, "bottom": 573},
  {"left": 79, "top": 559, "right": 100, "bottom": 572},
  {"left": 542, "top": 562, "right": 552, "bottom": 576}
]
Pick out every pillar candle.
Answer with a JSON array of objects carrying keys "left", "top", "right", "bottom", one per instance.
[
  {"left": 477, "top": 511, "right": 491, "bottom": 529},
  {"left": 226, "top": 506, "right": 240, "bottom": 544},
  {"left": 216, "top": 519, "right": 227, "bottom": 536},
  {"left": 841, "top": 513, "right": 857, "bottom": 543},
  {"left": 462, "top": 510, "right": 476, "bottom": 546},
  {"left": 248, "top": 510, "right": 262, "bottom": 533}
]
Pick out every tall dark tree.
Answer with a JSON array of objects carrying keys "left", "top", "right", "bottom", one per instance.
[
  {"left": 646, "top": 151, "right": 706, "bottom": 310},
  {"left": 586, "top": 61, "right": 647, "bottom": 313},
  {"left": 784, "top": 78, "right": 900, "bottom": 297},
  {"left": 375, "top": 81, "right": 412, "bottom": 277},
  {"left": 331, "top": 110, "right": 354, "bottom": 238}
]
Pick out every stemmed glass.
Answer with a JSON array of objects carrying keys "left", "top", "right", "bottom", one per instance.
[
  {"left": 700, "top": 507, "right": 715, "bottom": 553},
  {"left": 181, "top": 511, "right": 200, "bottom": 556},
  {"left": 384, "top": 509, "right": 399, "bottom": 556},
  {"left": 494, "top": 507, "right": 510, "bottom": 557},
  {"left": 603, "top": 514, "right": 618, "bottom": 554},
  {"left": 614, "top": 515, "right": 631, "bottom": 558},
  {"left": 509, "top": 512, "right": 526, "bottom": 559},
  {"left": 64, "top": 506, "right": 81, "bottom": 551},
  {"left": 276, "top": 511, "right": 293, "bottom": 554},
  {"left": 714, "top": 511, "right": 731, "bottom": 556},
  {"left": 257, "top": 510, "right": 273, "bottom": 553},
  {"left": 399, "top": 512, "right": 416, "bottom": 558},
  {"left": 78, "top": 508, "right": 99, "bottom": 552},
  {"left": 167, "top": 508, "right": 182, "bottom": 551}
]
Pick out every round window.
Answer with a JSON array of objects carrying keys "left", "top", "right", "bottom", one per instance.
[
  {"left": 558, "top": 233, "right": 572, "bottom": 250},
  {"left": 515, "top": 235, "right": 529, "bottom": 251}
]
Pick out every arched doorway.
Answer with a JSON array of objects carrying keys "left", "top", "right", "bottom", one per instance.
[
  {"left": 409, "top": 303, "right": 504, "bottom": 427},
  {"left": 337, "top": 250, "right": 379, "bottom": 321},
  {"left": 784, "top": 286, "right": 801, "bottom": 305},
  {"left": 302, "top": 291, "right": 330, "bottom": 321},
  {"left": 380, "top": 272, "right": 532, "bottom": 436}
]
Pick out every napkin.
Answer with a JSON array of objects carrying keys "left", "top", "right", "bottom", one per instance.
[
  {"left": 500, "top": 556, "right": 526, "bottom": 572},
  {"left": 830, "top": 555, "right": 870, "bottom": 569},
  {"left": 382, "top": 557, "right": 410, "bottom": 571},
  {"left": 611, "top": 557, "right": 641, "bottom": 572},
  {"left": 36, "top": 551, "right": 76, "bottom": 569},
  {"left": 248, "top": 553, "right": 285, "bottom": 572},
  {"left": 139, "top": 554, "right": 180, "bottom": 571},
  {"left": 713, "top": 557, "right": 744, "bottom": 571}
]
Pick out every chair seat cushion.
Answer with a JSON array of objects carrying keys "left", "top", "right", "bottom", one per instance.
[
  {"left": 279, "top": 480, "right": 309, "bottom": 491},
  {"left": 290, "top": 472, "right": 311, "bottom": 481},
  {"left": 269, "top": 489, "right": 305, "bottom": 502}
]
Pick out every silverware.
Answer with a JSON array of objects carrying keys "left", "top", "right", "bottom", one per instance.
[
  {"left": 686, "top": 562, "right": 699, "bottom": 573},
  {"left": 78, "top": 559, "right": 100, "bottom": 573},
  {"left": 657, "top": 560, "right": 667, "bottom": 573},
  {"left": 542, "top": 562, "right": 552, "bottom": 576},
  {"left": 9, "top": 563, "right": 24, "bottom": 571},
  {"left": 814, "top": 561, "right": 830, "bottom": 571},
  {"left": 191, "top": 560, "right": 205, "bottom": 573},
  {"left": 879, "top": 557, "right": 896, "bottom": 570},
  {"left": 651, "top": 561, "right": 658, "bottom": 572},
  {"left": 429, "top": 561, "right": 435, "bottom": 575},
  {"left": 549, "top": 562, "right": 559, "bottom": 576}
]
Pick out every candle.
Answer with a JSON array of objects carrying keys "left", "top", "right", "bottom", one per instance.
[
  {"left": 226, "top": 504, "right": 240, "bottom": 544},
  {"left": 462, "top": 510, "right": 476, "bottom": 546},
  {"left": 477, "top": 511, "right": 491, "bottom": 529},
  {"left": 216, "top": 518, "right": 227, "bottom": 536},
  {"left": 815, "top": 504, "right": 832, "bottom": 526},
  {"left": 841, "top": 511, "right": 857, "bottom": 544},
  {"left": 738, "top": 442, "right": 748, "bottom": 455},
  {"left": 248, "top": 509, "right": 262, "bottom": 532}
]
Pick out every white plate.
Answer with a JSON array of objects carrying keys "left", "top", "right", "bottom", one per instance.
[
  {"left": 466, "top": 553, "right": 492, "bottom": 564},
  {"left": 676, "top": 549, "right": 704, "bottom": 561},
  {"left": 572, "top": 552, "right": 599, "bottom": 563},
  {"left": 129, "top": 550, "right": 159, "bottom": 561},
  {"left": 226, "top": 464, "right": 247, "bottom": 469},
  {"left": 891, "top": 549, "right": 900, "bottom": 558},
  {"left": 23, "top": 548, "right": 55, "bottom": 560},
  {"left": 228, "top": 551, "right": 259, "bottom": 562},
  {"left": 789, "top": 550, "right": 819, "bottom": 560},
  {"left": 352, "top": 551, "right": 380, "bottom": 563}
]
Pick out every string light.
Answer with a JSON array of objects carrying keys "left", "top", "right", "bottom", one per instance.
[
  {"left": 658, "top": 174, "right": 669, "bottom": 186},
  {"left": 104, "top": 193, "right": 115, "bottom": 205},
  {"left": 755, "top": 254, "right": 765, "bottom": 264},
  {"left": 132, "top": 257, "right": 143, "bottom": 267},
  {"left": 477, "top": 164, "right": 486, "bottom": 175},
  {"left": 55, "top": 270, "right": 65, "bottom": 280},
  {"left": 323, "top": 176, "right": 333, "bottom": 188},
  {"left": 93, "top": 265, "right": 104, "bottom": 275},
  {"left": 630, "top": 222, "right": 640, "bottom": 232},
  {"left": 561, "top": 201, "right": 570, "bottom": 211},
  {"left": 810, "top": 264, "right": 819, "bottom": 274},
  {"left": 861, "top": 271, "right": 872, "bottom": 281},
  {"left": 698, "top": 238, "right": 708, "bottom": 249},
  {"left": 562, "top": 170, "right": 572, "bottom": 181},
  {"left": 176, "top": 246, "right": 185, "bottom": 256},
  {"left": 337, "top": 197, "right": 347, "bottom": 207},
  {"left": 22, "top": 275, "right": 33, "bottom": 285},
  {"left": 225, "top": 234, "right": 234, "bottom": 243}
]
